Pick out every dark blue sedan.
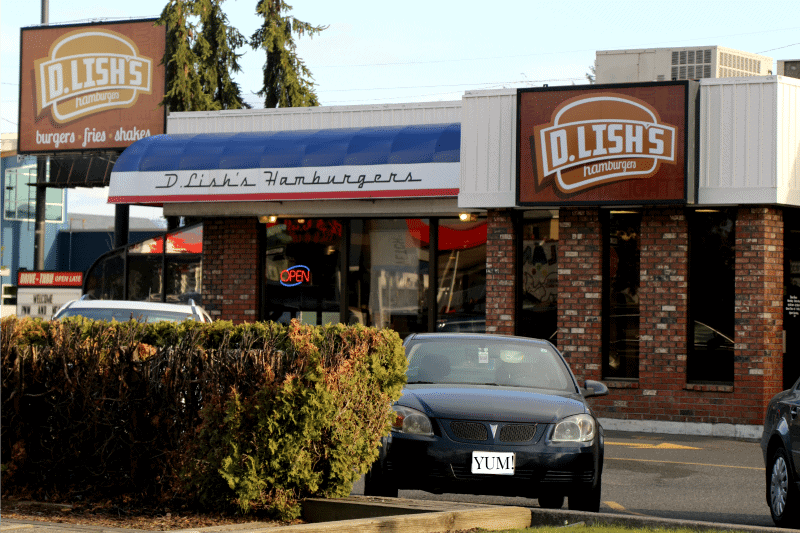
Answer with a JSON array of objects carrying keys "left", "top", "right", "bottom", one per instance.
[
  {"left": 761, "top": 375, "right": 800, "bottom": 528},
  {"left": 364, "top": 333, "right": 608, "bottom": 511}
]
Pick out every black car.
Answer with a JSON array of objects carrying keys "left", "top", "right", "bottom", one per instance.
[
  {"left": 761, "top": 375, "right": 800, "bottom": 528},
  {"left": 364, "top": 332, "right": 608, "bottom": 511}
]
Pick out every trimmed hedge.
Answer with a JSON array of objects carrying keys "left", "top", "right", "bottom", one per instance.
[{"left": 0, "top": 316, "right": 406, "bottom": 519}]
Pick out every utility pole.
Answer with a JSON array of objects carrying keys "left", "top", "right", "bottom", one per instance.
[{"left": 33, "top": 0, "right": 49, "bottom": 270}]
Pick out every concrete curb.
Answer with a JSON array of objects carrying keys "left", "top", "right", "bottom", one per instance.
[
  {"left": 1, "top": 496, "right": 787, "bottom": 533},
  {"left": 527, "top": 508, "right": 785, "bottom": 533}
]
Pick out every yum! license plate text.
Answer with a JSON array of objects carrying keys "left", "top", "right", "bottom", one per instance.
[{"left": 471, "top": 451, "right": 515, "bottom": 475}]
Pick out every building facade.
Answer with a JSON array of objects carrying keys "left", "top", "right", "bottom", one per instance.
[
  {"left": 107, "top": 75, "right": 800, "bottom": 434},
  {"left": 1, "top": 136, "right": 68, "bottom": 316}
]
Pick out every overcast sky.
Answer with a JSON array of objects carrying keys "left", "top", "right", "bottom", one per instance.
[{"left": 3, "top": 0, "right": 800, "bottom": 218}]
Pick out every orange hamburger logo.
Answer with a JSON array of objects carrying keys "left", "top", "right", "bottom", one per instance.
[
  {"left": 533, "top": 93, "right": 677, "bottom": 195},
  {"left": 33, "top": 28, "right": 153, "bottom": 124}
]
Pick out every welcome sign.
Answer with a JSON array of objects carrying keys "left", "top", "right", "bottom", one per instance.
[
  {"left": 518, "top": 82, "right": 696, "bottom": 205},
  {"left": 18, "top": 19, "right": 166, "bottom": 154}
]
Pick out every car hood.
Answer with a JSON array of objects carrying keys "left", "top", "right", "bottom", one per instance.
[{"left": 398, "top": 384, "right": 589, "bottom": 424}]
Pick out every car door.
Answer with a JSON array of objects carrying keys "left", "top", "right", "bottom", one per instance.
[{"left": 790, "top": 379, "right": 800, "bottom": 478}]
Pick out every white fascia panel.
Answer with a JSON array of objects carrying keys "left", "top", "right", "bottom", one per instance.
[{"left": 459, "top": 89, "right": 517, "bottom": 208}]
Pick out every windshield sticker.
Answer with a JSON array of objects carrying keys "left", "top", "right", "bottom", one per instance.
[{"left": 478, "top": 348, "right": 489, "bottom": 364}]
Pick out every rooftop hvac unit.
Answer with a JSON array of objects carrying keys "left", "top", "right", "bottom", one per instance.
[{"left": 779, "top": 60, "right": 800, "bottom": 79}]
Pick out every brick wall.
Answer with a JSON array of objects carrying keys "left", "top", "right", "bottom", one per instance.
[
  {"left": 202, "top": 217, "right": 260, "bottom": 323},
  {"left": 557, "top": 208, "right": 602, "bottom": 381},
  {"left": 590, "top": 208, "right": 691, "bottom": 420},
  {"left": 556, "top": 207, "right": 783, "bottom": 425},
  {"left": 485, "top": 210, "right": 516, "bottom": 335}
]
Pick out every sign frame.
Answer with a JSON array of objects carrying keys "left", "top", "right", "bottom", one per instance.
[{"left": 516, "top": 80, "right": 698, "bottom": 207}]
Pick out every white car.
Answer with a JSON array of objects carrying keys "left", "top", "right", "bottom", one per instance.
[{"left": 52, "top": 298, "right": 213, "bottom": 323}]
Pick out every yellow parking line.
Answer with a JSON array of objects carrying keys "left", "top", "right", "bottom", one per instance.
[
  {"left": 605, "top": 440, "right": 701, "bottom": 450},
  {"left": 607, "top": 456, "right": 763, "bottom": 470},
  {"left": 604, "top": 501, "right": 648, "bottom": 516}
]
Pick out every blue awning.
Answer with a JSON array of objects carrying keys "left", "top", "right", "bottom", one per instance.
[
  {"left": 109, "top": 124, "right": 462, "bottom": 204},
  {"left": 114, "top": 123, "right": 460, "bottom": 172}
]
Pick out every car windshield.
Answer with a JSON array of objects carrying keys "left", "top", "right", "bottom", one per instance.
[
  {"left": 56, "top": 308, "right": 198, "bottom": 323},
  {"left": 405, "top": 338, "right": 576, "bottom": 392}
]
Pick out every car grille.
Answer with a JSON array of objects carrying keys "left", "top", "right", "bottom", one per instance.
[
  {"left": 541, "top": 470, "right": 595, "bottom": 484},
  {"left": 499, "top": 424, "right": 537, "bottom": 442},
  {"left": 450, "top": 463, "right": 537, "bottom": 480},
  {"left": 448, "top": 421, "right": 538, "bottom": 443},
  {"left": 450, "top": 421, "right": 488, "bottom": 440}
]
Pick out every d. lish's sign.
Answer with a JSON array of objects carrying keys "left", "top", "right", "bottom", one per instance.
[
  {"left": 18, "top": 19, "right": 165, "bottom": 154},
  {"left": 518, "top": 82, "right": 697, "bottom": 205}
]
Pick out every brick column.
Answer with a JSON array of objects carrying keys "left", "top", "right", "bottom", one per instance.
[
  {"left": 734, "top": 207, "right": 783, "bottom": 424},
  {"left": 639, "top": 208, "right": 689, "bottom": 387},
  {"left": 485, "top": 209, "right": 516, "bottom": 335},
  {"left": 202, "top": 217, "right": 260, "bottom": 323},
  {"left": 557, "top": 208, "right": 602, "bottom": 381}
]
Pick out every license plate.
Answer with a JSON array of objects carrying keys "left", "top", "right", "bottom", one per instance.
[{"left": 471, "top": 451, "right": 515, "bottom": 475}]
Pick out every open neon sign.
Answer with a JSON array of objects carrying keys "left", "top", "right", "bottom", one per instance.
[{"left": 280, "top": 265, "right": 312, "bottom": 287}]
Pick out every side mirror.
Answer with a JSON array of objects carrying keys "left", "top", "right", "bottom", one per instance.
[{"left": 582, "top": 379, "right": 609, "bottom": 398}]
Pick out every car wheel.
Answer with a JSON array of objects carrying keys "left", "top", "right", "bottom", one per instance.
[
  {"left": 568, "top": 472, "right": 601, "bottom": 512},
  {"left": 363, "top": 462, "right": 398, "bottom": 498},
  {"left": 768, "top": 446, "right": 800, "bottom": 528},
  {"left": 538, "top": 495, "right": 564, "bottom": 509}
]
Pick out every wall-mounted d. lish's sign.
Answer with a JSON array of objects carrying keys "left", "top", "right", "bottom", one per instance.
[
  {"left": 18, "top": 19, "right": 166, "bottom": 154},
  {"left": 518, "top": 82, "right": 696, "bottom": 205}
]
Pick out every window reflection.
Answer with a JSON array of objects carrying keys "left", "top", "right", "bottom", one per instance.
[
  {"left": 604, "top": 212, "right": 641, "bottom": 379},
  {"left": 127, "top": 256, "right": 164, "bottom": 301},
  {"left": 688, "top": 210, "right": 735, "bottom": 383},
  {"left": 520, "top": 217, "right": 559, "bottom": 342},
  {"left": 348, "top": 219, "right": 430, "bottom": 337},
  {"left": 167, "top": 256, "right": 202, "bottom": 303},
  {"left": 84, "top": 252, "right": 125, "bottom": 300},
  {"left": 436, "top": 219, "right": 486, "bottom": 333}
]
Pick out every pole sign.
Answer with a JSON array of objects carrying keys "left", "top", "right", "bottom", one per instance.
[
  {"left": 517, "top": 81, "right": 696, "bottom": 206},
  {"left": 18, "top": 19, "right": 166, "bottom": 154}
]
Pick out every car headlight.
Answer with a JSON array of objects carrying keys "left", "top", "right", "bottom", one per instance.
[
  {"left": 552, "top": 413, "right": 596, "bottom": 442},
  {"left": 392, "top": 405, "right": 433, "bottom": 436}
]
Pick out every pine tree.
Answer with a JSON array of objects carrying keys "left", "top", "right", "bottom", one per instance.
[
  {"left": 158, "top": 0, "right": 248, "bottom": 111},
  {"left": 157, "top": 0, "right": 213, "bottom": 111},
  {"left": 250, "top": 0, "right": 326, "bottom": 108},
  {"left": 196, "top": 0, "right": 249, "bottom": 109}
]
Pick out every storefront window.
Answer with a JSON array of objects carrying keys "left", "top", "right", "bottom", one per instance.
[
  {"left": 265, "top": 219, "right": 342, "bottom": 326},
  {"left": 84, "top": 251, "right": 125, "bottom": 300},
  {"left": 348, "top": 219, "right": 431, "bottom": 337},
  {"left": 688, "top": 210, "right": 735, "bottom": 384},
  {"left": 266, "top": 217, "right": 486, "bottom": 337},
  {"left": 436, "top": 218, "right": 486, "bottom": 333},
  {"left": 166, "top": 256, "right": 202, "bottom": 303},
  {"left": 520, "top": 215, "right": 559, "bottom": 342},
  {"left": 604, "top": 212, "right": 641, "bottom": 379},
  {"left": 128, "top": 256, "right": 164, "bottom": 301},
  {"left": 784, "top": 211, "right": 800, "bottom": 388}
]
